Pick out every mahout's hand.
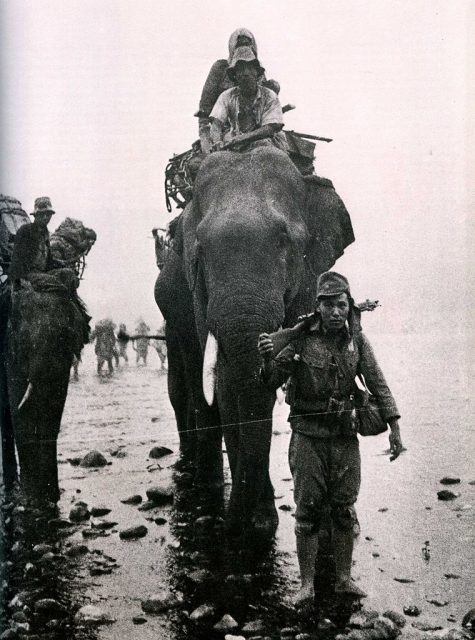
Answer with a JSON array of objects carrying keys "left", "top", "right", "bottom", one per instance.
[{"left": 257, "top": 333, "right": 274, "bottom": 361}]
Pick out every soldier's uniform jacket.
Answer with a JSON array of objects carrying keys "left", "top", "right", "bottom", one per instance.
[
  {"left": 9, "top": 222, "right": 54, "bottom": 282},
  {"left": 262, "top": 322, "right": 400, "bottom": 438}
]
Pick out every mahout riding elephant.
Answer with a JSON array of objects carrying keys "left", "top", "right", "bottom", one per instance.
[
  {"left": 155, "top": 145, "right": 354, "bottom": 535},
  {"left": 6, "top": 268, "right": 89, "bottom": 503}
]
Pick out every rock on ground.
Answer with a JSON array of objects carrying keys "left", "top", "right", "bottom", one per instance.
[
  {"left": 149, "top": 446, "right": 173, "bottom": 459},
  {"left": 74, "top": 605, "right": 116, "bottom": 625},
  {"left": 141, "top": 591, "right": 183, "bottom": 613},
  {"left": 119, "top": 525, "right": 148, "bottom": 540},
  {"left": 145, "top": 485, "right": 174, "bottom": 505},
  {"left": 80, "top": 450, "right": 108, "bottom": 467}
]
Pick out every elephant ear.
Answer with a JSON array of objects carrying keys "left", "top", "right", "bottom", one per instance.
[
  {"left": 285, "top": 176, "right": 355, "bottom": 325},
  {"left": 303, "top": 175, "right": 355, "bottom": 274}
]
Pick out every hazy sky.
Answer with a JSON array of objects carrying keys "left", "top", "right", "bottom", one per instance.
[{"left": 1, "top": 0, "right": 473, "bottom": 333}]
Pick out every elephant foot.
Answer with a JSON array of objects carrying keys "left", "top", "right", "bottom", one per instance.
[{"left": 173, "top": 455, "right": 196, "bottom": 473}]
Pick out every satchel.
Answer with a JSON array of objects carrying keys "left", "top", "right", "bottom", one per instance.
[{"left": 353, "top": 374, "right": 388, "bottom": 436}]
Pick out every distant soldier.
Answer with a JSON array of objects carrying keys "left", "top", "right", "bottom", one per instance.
[
  {"left": 151, "top": 326, "right": 167, "bottom": 370},
  {"left": 117, "top": 323, "right": 129, "bottom": 364},
  {"left": 134, "top": 319, "right": 150, "bottom": 366}
]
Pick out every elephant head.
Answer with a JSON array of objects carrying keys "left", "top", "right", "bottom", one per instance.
[
  {"left": 6, "top": 274, "right": 89, "bottom": 503},
  {"left": 181, "top": 146, "right": 354, "bottom": 533}
]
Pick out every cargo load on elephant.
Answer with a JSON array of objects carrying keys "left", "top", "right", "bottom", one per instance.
[
  {"left": 0, "top": 195, "right": 30, "bottom": 288},
  {"left": 50, "top": 217, "right": 97, "bottom": 279}
]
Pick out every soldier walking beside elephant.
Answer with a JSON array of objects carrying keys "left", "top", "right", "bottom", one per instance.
[{"left": 258, "top": 271, "right": 403, "bottom": 607}]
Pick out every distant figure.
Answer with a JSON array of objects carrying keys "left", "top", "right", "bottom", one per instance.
[
  {"left": 134, "top": 319, "right": 150, "bottom": 366},
  {"left": 151, "top": 326, "right": 167, "bottom": 370},
  {"left": 117, "top": 323, "right": 129, "bottom": 364},
  {"left": 91, "top": 319, "right": 117, "bottom": 375},
  {"left": 71, "top": 354, "right": 80, "bottom": 381}
]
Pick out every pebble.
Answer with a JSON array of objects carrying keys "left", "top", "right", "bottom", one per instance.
[
  {"left": 426, "top": 597, "right": 449, "bottom": 607},
  {"left": 141, "top": 590, "right": 183, "bottom": 613},
  {"left": 90, "top": 567, "right": 113, "bottom": 576},
  {"left": 69, "top": 503, "right": 90, "bottom": 522},
  {"left": 119, "top": 525, "right": 148, "bottom": 540},
  {"left": 383, "top": 611, "right": 406, "bottom": 628},
  {"left": 394, "top": 577, "right": 415, "bottom": 584},
  {"left": 462, "top": 608, "right": 475, "bottom": 630},
  {"left": 195, "top": 515, "right": 214, "bottom": 527},
  {"left": 440, "top": 477, "right": 461, "bottom": 485},
  {"left": 149, "top": 446, "right": 173, "bottom": 459},
  {"left": 91, "top": 519, "right": 118, "bottom": 530},
  {"left": 67, "top": 457, "right": 82, "bottom": 466},
  {"left": 154, "top": 517, "right": 167, "bottom": 525},
  {"left": 121, "top": 494, "right": 142, "bottom": 505},
  {"left": 403, "top": 606, "right": 421, "bottom": 617},
  {"left": 437, "top": 490, "right": 459, "bottom": 501},
  {"left": 374, "top": 616, "right": 399, "bottom": 639},
  {"left": 189, "top": 603, "right": 216, "bottom": 622},
  {"left": 66, "top": 543, "right": 89, "bottom": 557},
  {"left": 32, "top": 543, "right": 53, "bottom": 556},
  {"left": 214, "top": 614, "right": 239, "bottom": 632},
  {"left": 90, "top": 506, "right": 111, "bottom": 517},
  {"left": 145, "top": 486, "right": 174, "bottom": 505},
  {"left": 12, "top": 612, "right": 28, "bottom": 623},
  {"left": 186, "top": 569, "right": 213, "bottom": 585},
  {"left": 80, "top": 450, "right": 108, "bottom": 467},
  {"left": 74, "top": 605, "right": 116, "bottom": 625},
  {"left": 138, "top": 500, "right": 157, "bottom": 511},
  {"left": 411, "top": 621, "right": 443, "bottom": 631},
  {"left": 278, "top": 505, "right": 292, "bottom": 511},
  {"left": 281, "top": 628, "right": 300, "bottom": 638},
  {"left": 38, "top": 552, "right": 56, "bottom": 565},
  {"left": 34, "top": 598, "right": 67, "bottom": 617},
  {"left": 132, "top": 616, "right": 147, "bottom": 625},
  {"left": 242, "top": 620, "right": 265, "bottom": 634}
]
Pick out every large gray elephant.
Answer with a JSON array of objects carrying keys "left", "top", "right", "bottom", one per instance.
[
  {"left": 6, "top": 270, "right": 89, "bottom": 503},
  {"left": 155, "top": 145, "right": 354, "bottom": 534}
]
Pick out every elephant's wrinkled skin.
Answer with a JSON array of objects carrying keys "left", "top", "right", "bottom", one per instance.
[
  {"left": 156, "top": 146, "right": 354, "bottom": 534},
  {"left": 6, "top": 286, "right": 87, "bottom": 502}
]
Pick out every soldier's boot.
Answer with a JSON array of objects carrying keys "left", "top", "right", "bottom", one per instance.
[
  {"left": 295, "top": 531, "right": 319, "bottom": 607},
  {"left": 333, "top": 528, "right": 367, "bottom": 598}
]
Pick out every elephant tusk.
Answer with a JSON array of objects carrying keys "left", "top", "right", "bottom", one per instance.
[
  {"left": 18, "top": 382, "right": 33, "bottom": 411},
  {"left": 202, "top": 332, "right": 218, "bottom": 406}
]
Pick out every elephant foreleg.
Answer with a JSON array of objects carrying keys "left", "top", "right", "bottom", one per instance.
[{"left": 1, "top": 404, "right": 18, "bottom": 490}]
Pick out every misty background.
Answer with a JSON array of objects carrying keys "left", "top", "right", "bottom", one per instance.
[{"left": 1, "top": 0, "right": 473, "bottom": 338}]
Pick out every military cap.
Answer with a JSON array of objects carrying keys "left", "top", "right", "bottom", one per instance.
[
  {"left": 227, "top": 46, "right": 265, "bottom": 81},
  {"left": 316, "top": 271, "right": 351, "bottom": 299},
  {"left": 31, "top": 197, "right": 55, "bottom": 215}
]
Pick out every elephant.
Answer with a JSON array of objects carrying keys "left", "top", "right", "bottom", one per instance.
[
  {"left": 6, "top": 268, "right": 89, "bottom": 503},
  {"left": 155, "top": 145, "right": 354, "bottom": 534}
]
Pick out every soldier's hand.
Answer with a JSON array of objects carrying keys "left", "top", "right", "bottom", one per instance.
[
  {"left": 388, "top": 421, "right": 403, "bottom": 461},
  {"left": 257, "top": 333, "right": 274, "bottom": 361}
]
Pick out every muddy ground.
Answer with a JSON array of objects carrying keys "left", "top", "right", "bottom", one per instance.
[{"left": 1, "top": 332, "right": 474, "bottom": 639}]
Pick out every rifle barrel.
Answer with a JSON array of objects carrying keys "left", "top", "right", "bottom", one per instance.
[{"left": 290, "top": 131, "right": 333, "bottom": 143}]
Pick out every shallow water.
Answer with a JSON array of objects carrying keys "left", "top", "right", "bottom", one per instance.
[{"left": 1, "top": 331, "right": 474, "bottom": 638}]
